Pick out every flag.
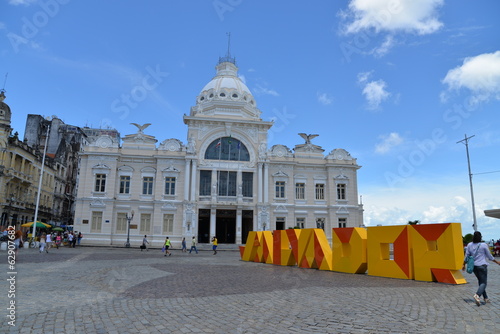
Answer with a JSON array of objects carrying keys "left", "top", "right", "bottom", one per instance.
[{"left": 215, "top": 139, "right": 221, "bottom": 148}]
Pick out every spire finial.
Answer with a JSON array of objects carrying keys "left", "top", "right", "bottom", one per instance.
[
  {"left": 0, "top": 73, "right": 7, "bottom": 101},
  {"left": 226, "top": 32, "right": 231, "bottom": 58},
  {"left": 218, "top": 33, "right": 236, "bottom": 65}
]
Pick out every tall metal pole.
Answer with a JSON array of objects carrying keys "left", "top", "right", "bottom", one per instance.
[
  {"left": 32, "top": 124, "right": 51, "bottom": 243},
  {"left": 457, "top": 134, "right": 477, "bottom": 231}
]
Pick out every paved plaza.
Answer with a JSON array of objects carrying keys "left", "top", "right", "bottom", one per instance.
[{"left": 1, "top": 244, "right": 499, "bottom": 333}]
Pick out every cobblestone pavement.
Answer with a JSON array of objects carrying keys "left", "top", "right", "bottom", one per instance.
[{"left": 1, "top": 245, "right": 499, "bottom": 333}]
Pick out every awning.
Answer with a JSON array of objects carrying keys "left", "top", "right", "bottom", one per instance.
[{"left": 484, "top": 209, "right": 500, "bottom": 219}]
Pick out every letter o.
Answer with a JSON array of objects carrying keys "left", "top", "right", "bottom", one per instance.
[
  {"left": 131, "top": 86, "right": 147, "bottom": 102},
  {"left": 33, "top": 11, "right": 49, "bottom": 28}
]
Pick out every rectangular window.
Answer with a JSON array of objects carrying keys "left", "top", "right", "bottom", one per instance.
[
  {"left": 91, "top": 211, "right": 103, "bottom": 232},
  {"left": 315, "top": 183, "right": 325, "bottom": 200},
  {"left": 119, "top": 176, "right": 130, "bottom": 194},
  {"left": 116, "top": 212, "right": 127, "bottom": 233},
  {"left": 242, "top": 172, "right": 253, "bottom": 197},
  {"left": 296, "top": 217, "right": 305, "bottom": 229},
  {"left": 275, "top": 181, "right": 285, "bottom": 198},
  {"left": 337, "top": 184, "right": 346, "bottom": 200},
  {"left": 140, "top": 213, "right": 151, "bottom": 234},
  {"left": 218, "top": 171, "right": 237, "bottom": 196},
  {"left": 143, "top": 177, "right": 154, "bottom": 195},
  {"left": 94, "top": 174, "right": 106, "bottom": 192},
  {"left": 165, "top": 177, "right": 176, "bottom": 195},
  {"left": 295, "top": 183, "right": 305, "bottom": 200},
  {"left": 338, "top": 218, "right": 346, "bottom": 228},
  {"left": 163, "top": 214, "right": 174, "bottom": 234},
  {"left": 199, "top": 170, "right": 212, "bottom": 196}
]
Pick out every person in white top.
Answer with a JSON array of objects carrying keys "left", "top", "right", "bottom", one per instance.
[
  {"left": 68, "top": 232, "right": 74, "bottom": 248},
  {"left": 39, "top": 232, "right": 46, "bottom": 253},
  {"left": 45, "top": 233, "right": 52, "bottom": 253},
  {"left": 462, "top": 231, "right": 500, "bottom": 306}
]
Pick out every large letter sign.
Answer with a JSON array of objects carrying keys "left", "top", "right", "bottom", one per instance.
[
  {"left": 332, "top": 227, "right": 367, "bottom": 274},
  {"left": 240, "top": 223, "right": 466, "bottom": 284}
]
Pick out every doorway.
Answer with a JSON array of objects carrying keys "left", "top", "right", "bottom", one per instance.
[
  {"left": 241, "top": 210, "right": 253, "bottom": 245},
  {"left": 198, "top": 209, "right": 210, "bottom": 243},
  {"left": 216, "top": 210, "right": 236, "bottom": 243}
]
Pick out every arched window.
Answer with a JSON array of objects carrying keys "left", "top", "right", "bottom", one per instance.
[{"left": 204, "top": 137, "right": 250, "bottom": 161}]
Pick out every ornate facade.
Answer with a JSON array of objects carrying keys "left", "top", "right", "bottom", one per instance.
[{"left": 73, "top": 56, "right": 363, "bottom": 246}]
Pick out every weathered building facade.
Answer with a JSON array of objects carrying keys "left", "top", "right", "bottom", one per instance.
[
  {"left": 73, "top": 56, "right": 364, "bottom": 247},
  {"left": 0, "top": 91, "right": 60, "bottom": 227}
]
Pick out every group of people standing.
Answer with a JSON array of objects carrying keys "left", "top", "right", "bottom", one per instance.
[
  {"left": 141, "top": 235, "right": 218, "bottom": 255},
  {"left": 38, "top": 231, "right": 83, "bottom": 252}
]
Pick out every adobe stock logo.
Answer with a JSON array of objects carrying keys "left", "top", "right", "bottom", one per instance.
[
  {"left": 7, "top": 0, "right": 70, "bottom": 53},
  {"left": 110, "top": 65, "right": 169, "bottom": 120}
]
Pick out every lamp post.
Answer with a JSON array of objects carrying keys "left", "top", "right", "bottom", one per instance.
[{"left": 125, "top": 210, "right": 134, "bottom": 248}]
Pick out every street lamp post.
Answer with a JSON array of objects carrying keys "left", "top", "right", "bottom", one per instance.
[{"left": 125, "top": 210, "right": 134, "bottom": 248}]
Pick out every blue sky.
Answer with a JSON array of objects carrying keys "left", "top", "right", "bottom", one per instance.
[{"left": 2, "top": 0, "right": 500, "bottom": 241}]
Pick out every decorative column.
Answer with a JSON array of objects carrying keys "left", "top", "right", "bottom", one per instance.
[
  {"left": 237, "top": 169, "right": 243, "bottom": 203},
  {"left": 257, "top": 163, "right": 263, "bottom": 203},
  {"left": 236, "top": 208, "right": 242, "bottom": 244},
  {"left": 210, "top": 206, "right": 216, "bottom": 238},
  {"left": 211, "top": 169, "right": 217, "bottom": 201},
  {"left": 263, "top": 163, "right": 269, "bottom": 203},
  {"left": 184, "top": 160, "right": 190, "bottom": 201},
  {"left": 190, "top": 160, "right": 197, "bottom": 201}
]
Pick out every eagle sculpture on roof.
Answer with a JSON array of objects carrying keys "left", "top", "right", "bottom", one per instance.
[
  {"left": 298, "top": 133, "right": 319, "bottom": 145},
  {"left": 131, "top": 123, "right": 151, "bottom": 134}
]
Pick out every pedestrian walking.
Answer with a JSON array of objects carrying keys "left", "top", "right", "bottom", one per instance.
[
  {"left": 68, "top": 232, "right": 74, "bottom": 248},
  {"left": 141, "top": 235, "right": 149, "bottom": 251},
  {"left": 45, "top": 232, "right": 52, "bottom": 253},
  {"left": 181, "top": 237, "right": 187, "bottom": 252},
  {"left": 212, "top": 236, "right": 218, "bottom": 255},
  {"left": 14, "top": 229, "right": 23, "bottom": 257},
  {"left": 164, "top": 237, "right": 172, "bottom": 256},
  {"left": 39, "top": 232, "right": 46, "bottom": 253},
  {"left": 462, "top": 231, "right": 500, "bottom": 306},
  {"left": 77, "top": 232, "right": 83, "bottom": 245},
  {"left": 55, "top": 233, "right": 62, "bottom": 249},
  {"left": 189, "top": 236, "right": 198, "bottom": 254},
  {"left": 71, "top": 232, "right": 77, "bottom": 248}
]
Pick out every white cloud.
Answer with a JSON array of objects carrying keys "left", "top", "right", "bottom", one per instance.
[
  {"left": 362, "top": 180, "right": 500, "bottom": 241},
  {"left": 9, "top": 0, "right": 37, "bottom": 5},
  {"left": 317, "top": 92, "right": 333, "bottom": 105},
  {"left": 358, "top": 71, "right": 391, "bottom": 109},
  {"left": 441, "top": 51, "right": 500, "bottom": 104},
  {"left": 357, "top": 71, "right": 372, "bottom": 83},
  {"left": 253, "top": 84, "right": 279, "bottom": 97},
  {"left": 375, "top": 132, "right": 403, "bottom": 154},
  {"left": 342, "top": 0, "right": 444, "bottom": 35},
  {"left": 370, "top": 35, "right": 395, "bottom": 57},
  {"left": 363, "top": 80, "right": 390, "bottom": 109}
]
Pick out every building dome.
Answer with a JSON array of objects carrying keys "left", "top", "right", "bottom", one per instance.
[{"left": 192, "top": 58, "right": 260, "bottom": 119}]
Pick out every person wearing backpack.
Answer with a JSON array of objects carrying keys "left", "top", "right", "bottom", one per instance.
[{"left": 462, "top": 231, "right": 500, "bottom": 306}]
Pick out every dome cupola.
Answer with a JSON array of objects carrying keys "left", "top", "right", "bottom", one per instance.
[{"left": 191, "top": 54, "right": 261, "bottom": 120}]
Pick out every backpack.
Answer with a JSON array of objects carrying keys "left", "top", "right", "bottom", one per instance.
[{"left": 466, "top": 243, "right": 481, "bottom": 274}]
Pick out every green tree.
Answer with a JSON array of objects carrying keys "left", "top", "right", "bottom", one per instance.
[
  {"left": 407, "top": 220, "right": 420, "bottom": 225},
  {"left": 463, "top": 233, "right": 473, "bottom": 245}
]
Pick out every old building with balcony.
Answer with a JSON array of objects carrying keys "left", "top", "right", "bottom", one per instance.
[{"left": 0, "top": 90, "right": 60, "bottom": 227}]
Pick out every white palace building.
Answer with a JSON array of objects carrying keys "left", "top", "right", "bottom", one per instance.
[{"left": 73, "top": 55, "right": 364, "bottom": 247}]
